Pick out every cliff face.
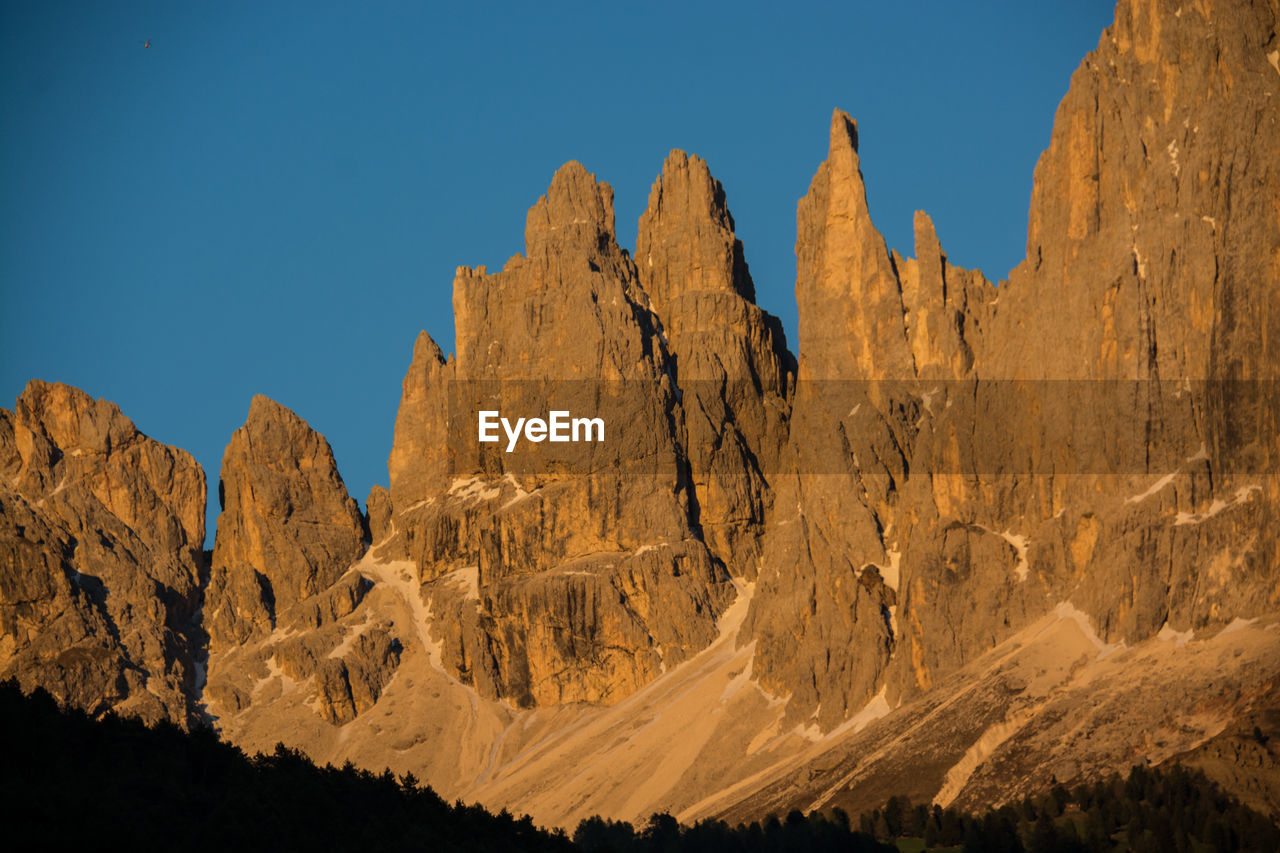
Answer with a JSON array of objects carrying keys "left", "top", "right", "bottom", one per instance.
[
  {"left": 204, "top": 395, "right": 366, "bottom": 650},
  {"left": 993, "top": 0, "right": 1280, "bottom": 385},
  {"left": 1, "top": 0, "right": 1276, "bottom": 827},
  {"left": 635, "top": 151, "right": 795, "bottom": 578},
  {"left": 742, "top": 0, "right": 1280, "bottom": 728},
  {"left": 200, "top": 396, "right": 389, "bottom": 724},
  {"left": 378, "top": 160, "right": 743, "bottom": 707},
  {"left": 0, "top": 381, "right": 206, "bottom": 726}
]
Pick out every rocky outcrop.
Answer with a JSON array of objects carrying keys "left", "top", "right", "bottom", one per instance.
[
  {"left": 380, "top": 161, "right": 732, "bottom": 707},
  {"left": 989, "top": 0, "right": 1280, "bottom": 385},
  {"left": 204, "top": 395, "right": 365, "bottom": 649},
  {"left": 743, "top": 0, "right": 1280, "bottom": 729},
  {"left": 2, "top": 0, "right": 1275, "bottom": 826},
  {"left": 635, "top": 151, "right": 795, "bottom": 577},
  {"left": 735, "top": 110, "right": 996, "bottom": 727},
  {"left": 0, "top": 380, "right": 206, "bottom": 726}
]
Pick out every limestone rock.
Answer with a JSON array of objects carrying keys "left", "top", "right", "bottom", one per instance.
[
  {"left": 744, "top": 0, "right": 1280, "bottom": 731},
  {"left": 636, "top": 151, "right": 796, "bottom": 577},
  {"left": 5, "top": 0, "right": 1276, "bottom": 825},
  {"left": 312, "top": 626, "right": 402, "bottom": 725},
  {"left": 386, "top": 331, "right": 452, "bottom": 514},
  {"left": 204, "top": 395, "right": 365, "bottom": 649},
  {"left": 795, "top": 111, "right": 916, "bottom": 382},
  {"left": 0, "top": 380, "right": 206, "bottom": 726},
  {"left": 378, "top": 160, "right": 733, "bottom": 708},
  {"left": 366, "top": 484, "right": 392, "bottom": 544}
]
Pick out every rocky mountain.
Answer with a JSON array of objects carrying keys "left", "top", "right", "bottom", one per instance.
[
  {"left": 0, "top": 381, "right": 206, "bottom": 727},
  {"left": 1, "top": 0, "right": 1276, "bottom": 832}
]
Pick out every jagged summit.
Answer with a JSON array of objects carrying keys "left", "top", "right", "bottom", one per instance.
[
  {"left": 829, "top": 107, "right": 858, "bottom": 152},
  {"left": 204, "top": 394, "right": 364, "bottom": 650},
  {"left": 2, "top": 0, "right": 1276, "bottom": 831},
  {"left": 637, "top": 149, "right": 757, "bottom": 309},
  {"left": 524, "top": 159, "right": 618, "bottom": 256}
]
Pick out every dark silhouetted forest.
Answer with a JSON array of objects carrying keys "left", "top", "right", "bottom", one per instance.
[
  {"left": 848, "top": 763, "right": 1279, "bottom": 853},
  {"left": 2, "top": 681, "right": 1275, "bottom": 852},
  {"left": 0, "top": 680, "right": 571, "bottom": 852}
]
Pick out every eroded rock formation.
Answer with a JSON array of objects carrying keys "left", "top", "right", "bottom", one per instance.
[
  {"left": 0, "top": 380, "right": 206, "bottom": 726},
  {"left": 1, "top": 0, "right": 1276, "bottom": 827},
  {"left": 204, "top": 395, "right": 365, "bottom": 650},
  {"left": 380, "top": 161, "right": 735, "bottom": 707}
]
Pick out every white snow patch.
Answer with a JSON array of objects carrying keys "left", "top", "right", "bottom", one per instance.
[
  {"left": 919, "top": 386, "right": 942, "bottom": 415},
  {"left": 1053, "top": 602, "right": 1126, "bottom": 659},
  {"left": 361, "top": 556, "right": 450, "bottom": 673},
  {"left": 448, "top": 476, "right": 501, "bottom": 503},
  {"left": 1157, "top": 622, "right": 1194, "bottom": 648},
  {"left": 870, "top": 547, "right": 901, "bottom": 591},
  {"left": 1167, "top": 139, "right": 1180, "bottom": 177},
  {"left": 446, "top": 566, "right": 480, "bottom": 601},
  {"left": 1234, "top": 484, "right": 1262, "bottom": 502},
  {"left": 971, "top": 524, "right": 1030, "bottom": 581},
  {"left": 328, "top": 611, "right": 375, "bottom": 658},
  {"left": 1132, "top": 244, "right": 1148, "bottom": 279},
  {"left": 1175, "top": 485, "right": 1259, "bottom": 525},
  {"left": 255, "top": 657, "right": 300, "bottom": 698},
  {"left": 38, "top": 473, "right": 70, "bottom": 505},
  {"left": 633, "top": 543, "right": 669, "bottom": 557},
  {"left": 999, "top": 531, "right": 1030, "bottom": 581},
  {"left": 1268, "top": 50, "right": 1280, "bottom": 76},
  {"left": 715, "top": 578, "right": 754, "bottom": 643},
  {"left": 499, "top": 473, "right": 533, "bottom": 509},
  {"left": 788, "top": 687, "right": 893, "bottom": 745},
  {"left": 824, "top": 688, "right": 892, "bottom": 741},
  {"left": 1220, "top": 617, "right": 1257, "bottom": 636},
  {"left": 1187, "top": 443, "right": 1209, "bottom": 463},
  {"left": 793, "top": 706, "right": 825, "bottom": 743},
  {"left": 1201, "top": 215, "right": 1217, "bottom": 230},
  {"left": 1126, "top": 472, "right": 1177, "bottom": 503}
]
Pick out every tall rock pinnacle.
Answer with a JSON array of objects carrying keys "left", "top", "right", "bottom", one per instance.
[
  {"left": 204, "top": 395, "right": 365, "bottom": 648},
  {"left": 379, "top": 160, "right": 731, "bottom": 707},
  {"left": 797, "top": 110, "right": 914, "bottom": 381},
  {"left": 636, "top": 150, "right": 795, "bottom": 576}
]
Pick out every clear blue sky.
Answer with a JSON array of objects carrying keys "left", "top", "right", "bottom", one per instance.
[{"left": 1, "top": 1, "right": 1116, "bottom": 545}]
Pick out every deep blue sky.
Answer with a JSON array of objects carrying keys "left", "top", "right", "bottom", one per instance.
[{"left": 1, "top": 1, "right": 1116, "bottom": 544}]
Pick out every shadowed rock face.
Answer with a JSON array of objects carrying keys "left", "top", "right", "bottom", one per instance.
[
  {"left": 0, "top": 380, "right": 206, "bottom": 726},
  {"left": 204, "top": 395, "right": 366, "bottom": 650}
]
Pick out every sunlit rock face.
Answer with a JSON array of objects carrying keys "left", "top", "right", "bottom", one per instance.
[
  {"left": 0, "top": 380, "right": 207, "bottom": 727},
  {"left": 2, "top": 0, "right": 1277, "bottom": 828},
  {"left": 204, "top": 394, "right": 366, "bottom": 651},
  {"left": 744, "top": 0, "right": 1279, "bottom": 729}
]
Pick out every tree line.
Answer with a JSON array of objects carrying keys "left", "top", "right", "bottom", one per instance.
[{"left": 1, "top": 681, "right": 1274, "bottom": 852}]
